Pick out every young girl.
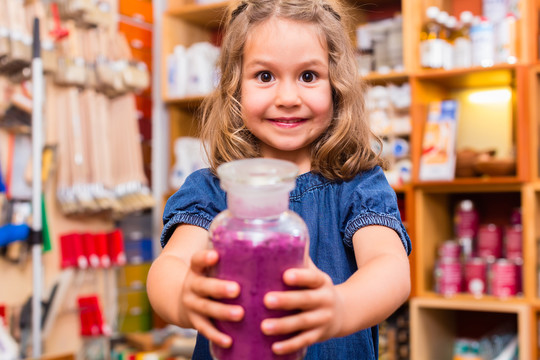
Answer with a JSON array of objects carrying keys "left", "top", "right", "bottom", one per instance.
[{"left": 147, "top": 0, "right": 411, "bottom": 359}]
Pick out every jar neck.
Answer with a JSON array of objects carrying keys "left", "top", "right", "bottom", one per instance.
[{"left": 227, "top": 190, "right": 289, "bottom": 219}]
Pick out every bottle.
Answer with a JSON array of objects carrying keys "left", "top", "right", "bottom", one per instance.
[
  {"left": 209, "top": 158, "right": 309, "bottom": 360},
  {"left": 442, "top": 15, "right": 456, "bottom": 70},
  {"left": 454, "top": 199, "right": 479, "bottom": 259},
  {"left": 420, "top": 6, "right": 443, "bottom": 69},
  {"left": 356, "top": 23, "right": 374, "bottom": 75},
  {"left": 470, "top": 16, "right": 495, "bottom": 67},
  {"left": 453, "top": 11, "right": 473, "bottom": 68},
  {"left": 496, "top": 13, "right": 518, "bottom": 64}
]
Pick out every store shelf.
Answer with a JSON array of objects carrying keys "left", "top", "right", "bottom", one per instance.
[
  {"left": 166, "top": 1, "right": 228, "bottom": 27},
  {"left": 164, "top": 95, "right": 204, "bottom": 110}
]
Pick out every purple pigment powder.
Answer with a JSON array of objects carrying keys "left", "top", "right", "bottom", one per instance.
[{"left": 210, "top": 225, "right": 306, "bottom": 360}]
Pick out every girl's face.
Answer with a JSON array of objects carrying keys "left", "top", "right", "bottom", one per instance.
[{"left": 241, "top": 17, "right": 333, "bottom": 171}]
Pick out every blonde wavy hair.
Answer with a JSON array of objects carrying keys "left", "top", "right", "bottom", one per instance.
[{"left": 199, "top": 0, "right": 384, "bottom": 181}]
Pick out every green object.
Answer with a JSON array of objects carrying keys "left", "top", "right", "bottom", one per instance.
[{"left": 41, "top": 194, "right": 51, "bottom": 252}]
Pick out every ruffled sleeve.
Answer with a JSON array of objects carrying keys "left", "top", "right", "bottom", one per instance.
[
  {"left": 340, "top": 167, "right": 411, "bottom": 255},
  {"left": 161, "top": 169, "right": 226, "bottom": 248}
]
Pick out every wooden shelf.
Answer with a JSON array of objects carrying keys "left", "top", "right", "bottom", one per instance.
[
  {"left": 363, "top": 71, "right": 409, "bottom": 85},
  {"left": 164, "top": 95, "right": 205, "bottom": 110},
  {"left": 166, "top": 1, "right": 228, "bottom": 28},
  {"left": 416, "top": 293, "right": 529, "bottom": 309},
  {"left": 413, "top": 178, "right": 523, "bottom": 192},
  {"left": 414, "top": 64, "right": 518, "bottom": 88}
]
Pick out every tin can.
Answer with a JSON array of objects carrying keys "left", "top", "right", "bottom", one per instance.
[
  {"left": 435, "top": 257, "right": 462, "bottom": 297},
  {"left": 477, "top": 224, "right": 503, "bottom": 261},
  {"left": 454, "top": 200, "right": 479, "bottom": 240},
  {"left": 464, "top": 257, "right": 487, "bottom": 297},
  {"left": 505, "top": 224, "right": 522, "bottom": 260},
  {"left": 438, "top": 240, "right": 461, "bottom": 260},
  {"left": 489, "top": 259, "right": 518, "bottom": 298}
]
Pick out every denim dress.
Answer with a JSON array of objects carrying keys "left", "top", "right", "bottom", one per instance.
[{"left": 161, "top": 166, "right": 412, "bottom": 360}]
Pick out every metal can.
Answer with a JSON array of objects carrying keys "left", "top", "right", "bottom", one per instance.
[
  {"left": 477, "top": 224, "right": 503, "bottom": 261},
  {"left": 464, "top": 257, "right": 487, "bottom": 297},
  {"left": 505, "top": 224, "right": 522, "bottom": 260},
  {"left": 438, "top": 240, "right": 461, "bottom": 260},
  {"left": 434, "top": 257, "right": 462, "bottom": 297},
  {"left": 489, "top": 259, "right": 518, "bottom": 298}
]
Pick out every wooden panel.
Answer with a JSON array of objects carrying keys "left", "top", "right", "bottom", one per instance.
[
  {"left": 119, "top": 0, "right": 153, "bottom": 24},
  {"left": 118, "top": 20, "right": 153, "bottom": 51}
]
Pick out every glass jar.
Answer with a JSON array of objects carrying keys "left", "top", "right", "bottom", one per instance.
[{"left": 209, "top": 158, "right": 309, "bottom": 360}]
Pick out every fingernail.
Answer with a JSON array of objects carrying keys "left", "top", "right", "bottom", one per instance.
[
  {"left": 226, "top": 283, "right": 238, "bottom": 295},
  {"left": 266, "top": 295, "right": 277, "bottom": 307},
  {"left": 230, "top": 307, "right": 242, "bottom": 318},
  {"left": 221, "top": 336, "right": 232, "bottom": 347},
  {"left": 273, "top": 342, "right": 284, "bottom": 354},
  {"left": 262, "top": 320, "right": 274, "bottom": 332}
]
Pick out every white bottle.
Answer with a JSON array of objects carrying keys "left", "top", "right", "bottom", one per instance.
[
  {"left": 420, "top": 6, "right": 444, "bottom": 69},
  {"left": 470, "top": 16, "right": 495, "bottom": 67},
  {"left": 496, "top": 13, "right": 518, "bottom": 64},
  {"left": 453, "top": 11, "right": 473, "bottom": 68}
]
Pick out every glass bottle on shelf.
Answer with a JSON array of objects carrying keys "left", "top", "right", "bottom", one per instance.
[
  {"left": 453, "top": 11, "right": 473, "bottom": 68},
  {"left": 209, "top": 158, "right": 309, "bottom": 360},
  {"left": 420, "top": 6, "right": 443, "bottom": 69}
]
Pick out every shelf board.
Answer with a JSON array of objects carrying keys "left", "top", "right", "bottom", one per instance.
[
  {"left": 413, "top": 177, "right": 523, "bottom": 192},
  {"left": 165, "top": 95, "right": 205, "bottom": 110},
  {"left": 413, "top": 293, "right": 529, "bottom": 312},
  {"left": 413, "top": 63, "right": 518, "bottom": 88},
  {"left": 166, "top": 1, "right": 229, "bottom": 28},
  {"left": 363, "top": 71, "right": 409, "bottom": 85}
]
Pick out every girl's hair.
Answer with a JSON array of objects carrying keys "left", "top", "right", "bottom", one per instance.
[{"left": 199, "top": 0, "right": 385, "bottom": 181}]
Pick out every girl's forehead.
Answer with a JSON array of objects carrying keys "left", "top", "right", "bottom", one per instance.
[{"left": 246, "top": 17, "right": 328, "bottom": 50}]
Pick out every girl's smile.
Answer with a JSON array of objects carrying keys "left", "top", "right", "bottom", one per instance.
[{"left": 241, "top": 17, "right": 333, "bottom": 170}]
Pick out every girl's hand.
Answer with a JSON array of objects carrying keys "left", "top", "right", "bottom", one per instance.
[
  {"left": 261, "top": 260, "right": 344, "bottom": 355},
  {"left": 181, "top": 249, "right": 244, "bottom": 348}
]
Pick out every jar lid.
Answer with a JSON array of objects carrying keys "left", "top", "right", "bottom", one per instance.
[{"left": 217, "top": 158, "right": 298, "bottom": 189}]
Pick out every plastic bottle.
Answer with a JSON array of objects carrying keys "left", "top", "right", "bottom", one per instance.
[
  {"left": 356, "top": 23, "right": 374, "bottom": 75},
  {"left": 496, "top": 13, "right": 518, "bottom": 64},
  {"left": 209, "top": 158, "right": 309, "bottom": 360},
  {"left": 420, "top": 6, "right": 443, "bottom": 69},
  {"left": 470, "top": 16, "right": 495, "bottom": 67},
  {"left": 442, "top": 15, "right": 457, "bottom": 69},
  {"left": 453, "top": 11, "right": 473, "bottom": 68}
]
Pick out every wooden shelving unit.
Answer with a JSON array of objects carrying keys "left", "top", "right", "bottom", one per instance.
[{"left": 158, "top": 0, "right": 540, "bottom": 358}]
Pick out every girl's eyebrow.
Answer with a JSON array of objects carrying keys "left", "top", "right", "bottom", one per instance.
[{"left": 244, "top": 59, "right": 327, "bottom": 69}]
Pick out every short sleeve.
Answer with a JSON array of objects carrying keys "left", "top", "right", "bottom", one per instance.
[
  {"left": 341, "top": 167, "right": 411, "bottom": 255},
  {"left": 161, "top": 169, "right": 226, "bottom": 248}
]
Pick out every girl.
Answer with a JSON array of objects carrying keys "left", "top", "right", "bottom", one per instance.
[{"left": 147, "top": 0, "right": 411, "bottom": 359}]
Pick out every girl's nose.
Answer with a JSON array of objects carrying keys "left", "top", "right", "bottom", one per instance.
[{"left": 275, "top": 80, "right": 301, "bottom": 107}]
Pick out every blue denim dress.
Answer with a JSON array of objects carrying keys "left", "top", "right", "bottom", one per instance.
[{"left": 161, "top": 166, "right": 411, "bottom": 360}]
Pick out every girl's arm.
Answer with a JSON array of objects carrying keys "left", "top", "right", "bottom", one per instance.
[
  {"left": 262, "top": 225, "right": 410, "bottom": 354},
  {"left": 146, "top": 224, "right": 243, "bottom": 347},
  {"left": 334, "top": 225, "right": 411, "bottom": 336},
  {"left": 146, "top": 224, "right": 209, "bottom": 326}
]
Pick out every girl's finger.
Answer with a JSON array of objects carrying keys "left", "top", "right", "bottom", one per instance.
[
  {"left": 261, "top": 308, "right": 331, "bottom": 336},
  {"left": 191, "top": 276, "right": 240, "bottom": 299},
  {"left": 190, "top": 312, "right": 233, "bottom": 349},
  {"left": 184, "top": 295, "right": 244, "bottom": 322},
  {"left": 190, "top": 249, "right": 219, "bottom": 273},
  {"left": 264, "top": 287, "right": 333, "bottom": 311},
  {"left": 271, "top": 328, "right": 321, "bottom": 356},
  {"left": 282, "top": 268, "right": 329, "bottom": 288}
]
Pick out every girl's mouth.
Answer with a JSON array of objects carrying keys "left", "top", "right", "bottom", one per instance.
[{"left": 270, "top": 118, "right": 306, "bottom": 128}]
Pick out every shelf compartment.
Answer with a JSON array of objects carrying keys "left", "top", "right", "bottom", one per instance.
[
  {"left": 410, "top": 297, "right": 532, "bottom": 360},
  {"left": 411, "top": 66, "right": 530, "bottom": 183},
  {"left": 414, "top": 188, "right": 523, "bottom": 297}
]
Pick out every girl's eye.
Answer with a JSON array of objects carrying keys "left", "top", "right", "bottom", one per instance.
[
  {"left": 256, "top": 71, "right": 274, "bottom": 82},
  {"left": 300, "top": 71, "right": 317, "bottom": 83}
]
